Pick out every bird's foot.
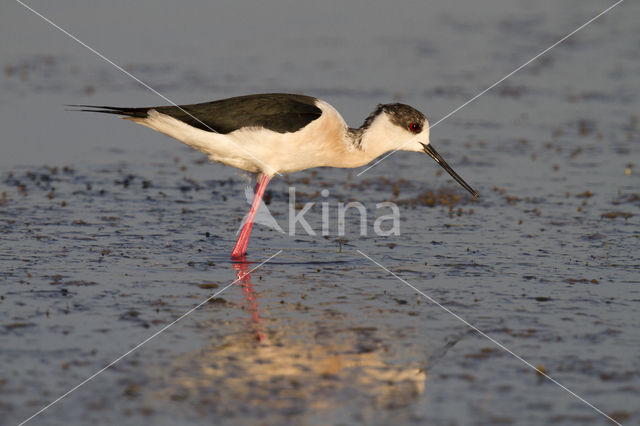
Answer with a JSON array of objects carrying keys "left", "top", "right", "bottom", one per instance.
[{"left": 231, "top": 250, "right": 248, "bottom": 261}]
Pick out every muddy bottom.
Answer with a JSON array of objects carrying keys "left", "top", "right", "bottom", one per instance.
[{"left": 1, "top": 137, "right": 638, "bottom": 425}]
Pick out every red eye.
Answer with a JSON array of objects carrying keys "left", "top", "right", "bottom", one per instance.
[{"left": 409, "top": 123, "right": 420, "bottom": 133}]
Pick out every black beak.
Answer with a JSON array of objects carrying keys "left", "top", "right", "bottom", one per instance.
[{"left": 421, "top": 143, "right": 478, "bottom": 197}]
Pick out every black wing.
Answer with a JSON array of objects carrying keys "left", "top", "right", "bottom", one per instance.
[{"left": 70, "top": 93, "right": 323, "bottom": 134}]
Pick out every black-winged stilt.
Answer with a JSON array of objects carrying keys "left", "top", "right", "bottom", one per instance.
[{"left": 72, "top": 93, "right": 478, "bottom": 258}]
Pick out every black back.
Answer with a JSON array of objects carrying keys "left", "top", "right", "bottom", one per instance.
[{"left": 72, "top": 93, "right": 323, "bottom": 134}]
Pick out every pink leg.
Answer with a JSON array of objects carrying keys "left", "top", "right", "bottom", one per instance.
[{"left": 231, "top": 174, "right": 272, "bottom": 258}]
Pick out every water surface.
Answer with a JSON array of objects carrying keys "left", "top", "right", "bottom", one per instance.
[{"left": 1, "top": 0, "right": 639, "bottom": 425}]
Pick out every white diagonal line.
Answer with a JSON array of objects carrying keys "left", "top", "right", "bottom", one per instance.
[
  {"left": 14, "top": 0, "right": 282, "bottom": 177},
  {"left": 357, "top": 250, "right": 622, "bottom": 426},
  {"left": 18, "top": 250, "right": 283, "bottom": 426},
  {"left": 356, "top": 0, "right": 625, "bottom": 177}
]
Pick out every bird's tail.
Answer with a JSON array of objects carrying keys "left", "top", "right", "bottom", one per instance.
[{"left": 66, "top": 105, "right": 150, "bottom": 119}]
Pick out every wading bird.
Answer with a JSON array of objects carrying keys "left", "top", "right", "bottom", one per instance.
[{"left": 73, "top": 93, "right": 478, "bottom": 258}]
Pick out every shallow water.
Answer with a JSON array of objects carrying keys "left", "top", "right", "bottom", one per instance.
[{"left": 2, "top": 0, "right": 639, "bottom": 425}]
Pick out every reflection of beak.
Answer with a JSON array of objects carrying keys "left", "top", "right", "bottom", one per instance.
[{"left": 421, "top": 143, "right": 479, "bottom": 197}]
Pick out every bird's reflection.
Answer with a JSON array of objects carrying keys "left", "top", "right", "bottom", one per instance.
[
  {"left": 144, "top": 259, "right": 427, "bottom": 421},
  {"left": 232, "top": 257, "right": 268, "bottom": 343}
]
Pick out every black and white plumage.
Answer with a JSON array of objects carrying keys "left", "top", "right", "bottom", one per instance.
[
  {"left": 72, "top": 93, "right": 476, "bottom": 192},
  {"left": 75, "top": 93, "right": 323, "bottom": 134},
  {"left": 71, "top": 93, "right": 478, "bottom": 257}
]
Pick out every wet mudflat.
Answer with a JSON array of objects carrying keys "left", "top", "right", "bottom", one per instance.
[{"left": 2, "top": 0, "right": 640, "bottom": 425}]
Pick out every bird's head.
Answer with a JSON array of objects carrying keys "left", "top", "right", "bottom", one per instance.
[
  {"left": 361, "top": 103, "right": 429, "bottom": 152},
  {"left": 360, "top": 103, "right": 478, "bottom": 197}
]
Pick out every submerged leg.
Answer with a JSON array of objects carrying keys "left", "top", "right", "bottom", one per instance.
[{"left": 231, "top": 174, "right": 272, "bottom": 258}]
